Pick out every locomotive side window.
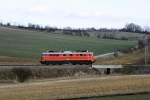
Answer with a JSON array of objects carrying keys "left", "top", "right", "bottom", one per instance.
[{"left": 76, "top": 54, "right": 79, "bottom": 56}]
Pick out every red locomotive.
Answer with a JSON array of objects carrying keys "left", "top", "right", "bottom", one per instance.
[{"left": 40, "top": 50, "right": 96, "bottom": 65}]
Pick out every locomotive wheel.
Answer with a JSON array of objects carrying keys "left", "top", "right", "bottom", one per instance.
[
  {"left": 79, "top": 62, "right": 83, "bottom": 65},
  {"left": 72, "top": 62, "right": 76, "bottom": 65},
  {"left": 51, "top": 62, "right": 56, "bottom": 65},
  {"left": 45, "top": 62, "right": 49, "bottom": 65},
  {"left": 58, "top": 62, "right": 63, "bottom": 65}
]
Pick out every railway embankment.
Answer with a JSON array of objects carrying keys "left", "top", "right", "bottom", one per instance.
[
  {"left": 0, "top": 65, "right": 99, "bottom": 82},
  {"left": 0, "top": 64, "right": 150, "bottom": 83}
]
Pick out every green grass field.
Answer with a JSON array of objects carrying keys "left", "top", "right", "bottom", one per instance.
[{"left": 0, "top": 27, "right": 136, "bottom": 60}]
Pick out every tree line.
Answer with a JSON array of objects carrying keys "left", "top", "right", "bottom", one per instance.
[
  {"left": 0, "top": 22, "right": 150, "bottom": 37},
  {"left": 121, "top": 23, "right": 150, "bottom": 33}
]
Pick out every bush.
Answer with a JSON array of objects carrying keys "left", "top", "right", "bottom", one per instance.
[
  {"left": 120, "top": 37, "right": 128, "bottom": 40},
  {"left": 12, "top": 67, "right": 32, "bottom": 82}
]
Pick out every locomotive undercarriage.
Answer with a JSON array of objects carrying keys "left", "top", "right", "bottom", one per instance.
[{"left": 40, "top": 60, "right": 92, "bottom": 65}]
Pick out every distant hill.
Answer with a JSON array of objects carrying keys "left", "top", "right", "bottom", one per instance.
[{"left": 0, "top": 26, "right": 137, "bottom": 60}]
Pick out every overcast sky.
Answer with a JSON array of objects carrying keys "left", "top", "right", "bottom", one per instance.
[{"left": 0, "top": 0, "right": 150, "bottom": 28}]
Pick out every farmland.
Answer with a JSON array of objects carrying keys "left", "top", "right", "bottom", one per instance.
[
  {"left": 78, "top": 92, "right": 150, "bottom": 100},
  {"left": 0, "top": 75, "right": 150, "bottom": 100},
  {"left": 0, "top": 27, "right": 137, "bottom": 60}
]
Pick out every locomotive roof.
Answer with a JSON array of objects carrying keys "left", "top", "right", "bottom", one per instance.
[{"left": 42, "top": 51, "right": 93, "bottom": 54}]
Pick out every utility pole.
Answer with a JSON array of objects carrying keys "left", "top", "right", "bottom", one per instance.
[{"left": 145, "top": 37, "right": 149, "bottom": 65}]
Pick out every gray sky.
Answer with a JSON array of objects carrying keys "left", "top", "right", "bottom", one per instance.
[{"left": 0, "top": 0, "right": 150, "bottom": 28}]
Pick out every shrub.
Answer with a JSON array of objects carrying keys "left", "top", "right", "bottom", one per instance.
[{"left": 12, "top": 67, "right": 32, "bottom": 82}]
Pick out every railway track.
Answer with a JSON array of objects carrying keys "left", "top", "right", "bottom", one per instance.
[
  {"left": 0, "top": 64, "right": 43, "bottom": 66},
  {"left": 0, "top": 64, "right": 92, "bottom": 69},
  {"left": 0, "top": 64, "right": 149, "bottom": 69},
  {"left": 0, "top": 64, "right": 149, "bottom": 66}
]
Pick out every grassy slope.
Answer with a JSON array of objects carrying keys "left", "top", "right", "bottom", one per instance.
[
  {"left": 0, "top": 75, "right": 150, "bottom": 99},
  {"left": 95, "top": 47, "right": 150, "bottom": 65},
  {"left": 0, "top": 27, "right": 136, "bottom": 60}
]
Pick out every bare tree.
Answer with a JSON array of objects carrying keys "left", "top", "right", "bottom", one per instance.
[{"left": 125, "top": 23, "right": 142, "bottom": 32}]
